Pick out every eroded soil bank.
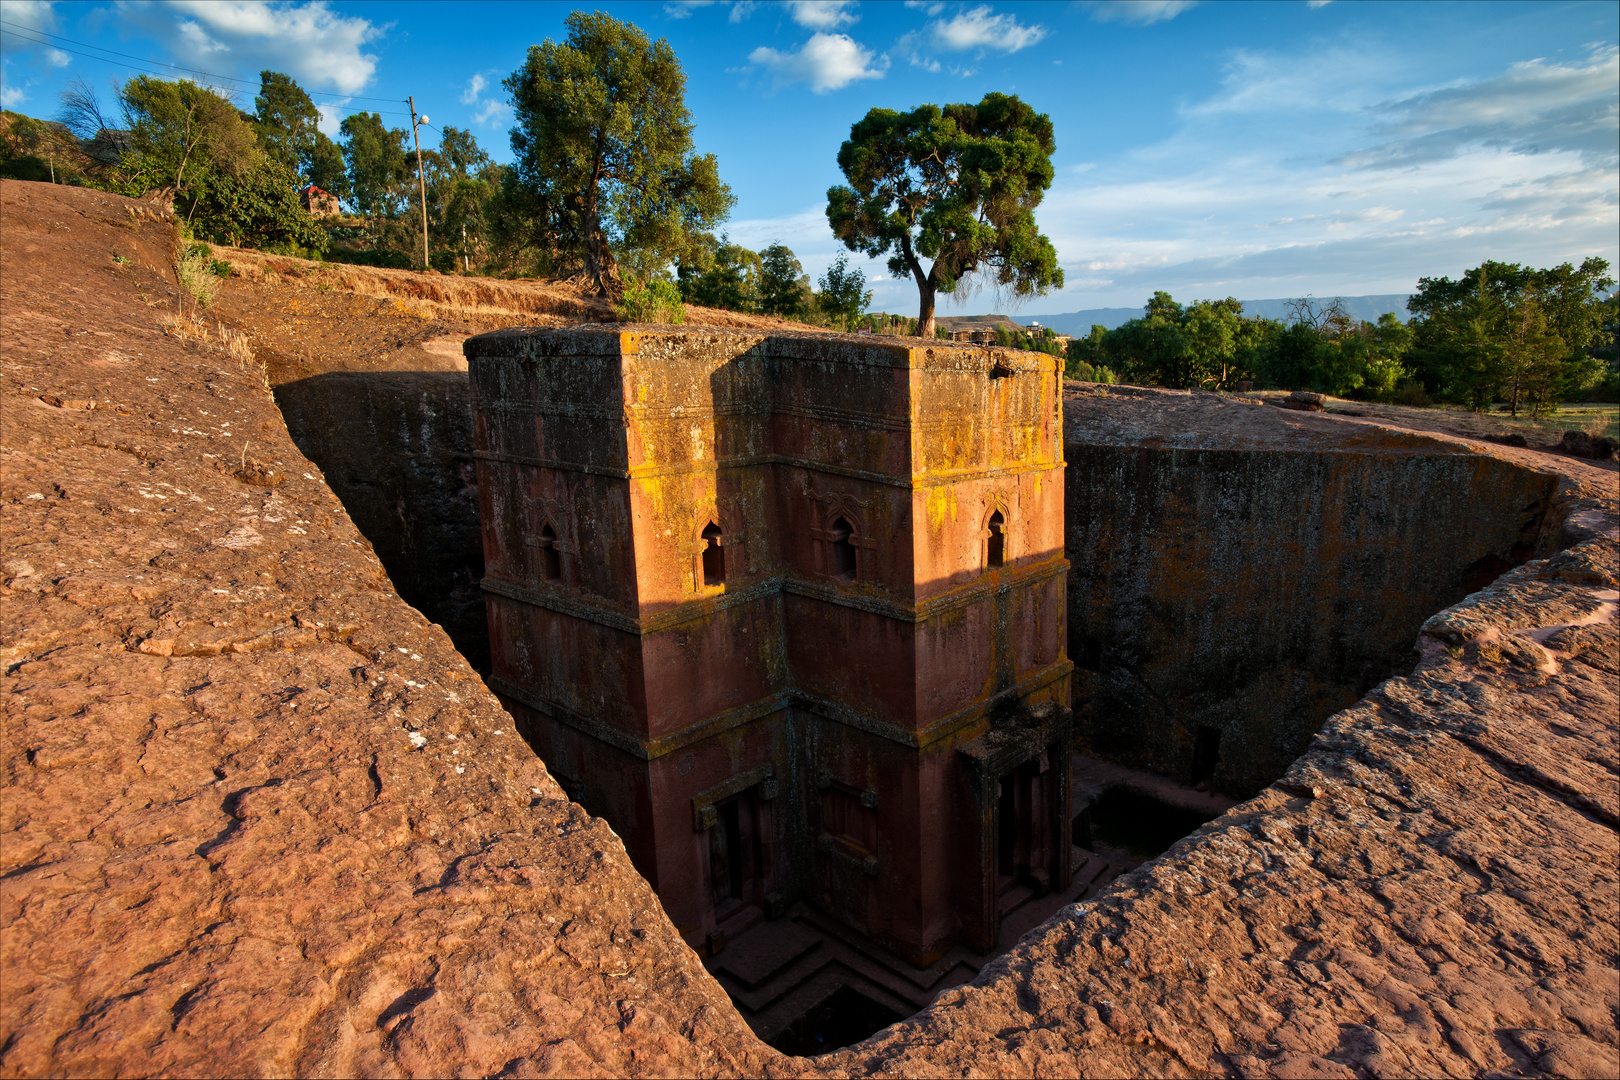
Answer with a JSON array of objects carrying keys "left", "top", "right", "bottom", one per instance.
[{"left": 4, "top": 181, "right": 1618, "bottom": 1078}]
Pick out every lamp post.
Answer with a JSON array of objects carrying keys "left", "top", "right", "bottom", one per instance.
[{"left": 408, "top": 96, "right": 430, "bottom": 270}]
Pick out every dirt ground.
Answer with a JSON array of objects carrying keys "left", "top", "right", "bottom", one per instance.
[{"left": 202, "top": 244, "right": 839, "bottom": 387}]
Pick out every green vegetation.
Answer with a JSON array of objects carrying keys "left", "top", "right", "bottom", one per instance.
[
  {"left": 616, "top": 277, "right": 685, "bottom": 324},
  {"left": 503, "top": 11, "right": 733, "bottom": 295},
  {"left": 253, "top": 71, "right": 346, "bottom": 198},
  {"left": 1405, "top": 258, "right": 1616, "bottom": 415},
  {"left": 827, "top": 93, "right": 1063, "bottom": 339},
  {"left": 1068, "top": 260, "right": 1616, "bottom": 413}
]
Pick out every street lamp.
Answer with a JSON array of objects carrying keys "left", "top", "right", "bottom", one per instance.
[{"left": 408, "top": 96, "right": 430, "bottom": 270}]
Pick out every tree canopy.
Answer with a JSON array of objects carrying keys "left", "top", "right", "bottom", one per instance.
[
  {"left": 339, "top": 111, "right": 408, "bottom": 221},
  {"left": 1406, "top": 258, "right": 1614, "bottom": 414},
  {"left": 254, "top": 71, "right": 347, "bottom": 198},
  {"left": 826, "top": 92, "right": 1063, "bottom": 339},
  {"left": 504, "top": 11, "right": 733, "bottom": 295}
]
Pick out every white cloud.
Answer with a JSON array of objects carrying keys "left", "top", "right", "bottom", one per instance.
[
  {"left": 1084, "top": 1, "right": 1198, "bottom": 26},
  {"left": 749, "top": 31, "right": 887, "bottom": 93},
  {"left": 472, "top": 98, "right": 510, "bottom": 128},
  {"left": 663, "top": 1, "right": 717, "bottom": 19},
  {"left": 1186, "top": 45, "right": 1399, "bottom": 116},
  {"left": 903, "top": 0, "right": 945, "bottom": 15},
  {"left": 117, "top": 0, "right": 384, "bottom": 95},
  {"left": 729, "top": 1, "right": 756, "bottom": 22},
  {"left": 930, "top": 5, "right": 1046, "bottom": 52},
  {"left": 1341, "top": 46, "right": 1620, "bottom": 169},
  {"left": 0, "top": 76, "right": 27, "bottom": 108},
  {"left": 460, "top": 73, "right": 486, "bottom": 105},
  {"left": 0, "top": 0, "right": 60, "bottom": 61},
  {"left": 314, "top": 101, "right": 342, "bottom": 137},
  {"left": 787, "top": 1, "right": 857, "bottom": 30},
  {"left": 45, "top": 46, "right": 67, "bottom": 65}
]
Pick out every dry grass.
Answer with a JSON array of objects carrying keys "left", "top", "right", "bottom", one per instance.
[
  {"left": 175, "top": 249, "right": 220, "bottom": 310},
  {"left": 202, "top": 243, "right": 838, "bottom": 334},
  {"left": 158, "top": 309, "right": 266, "bottom": 386}
]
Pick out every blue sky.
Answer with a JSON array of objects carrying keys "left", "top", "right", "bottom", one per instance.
[{"left": 2, "top": 1, "right": 1615, "bottom": 316}]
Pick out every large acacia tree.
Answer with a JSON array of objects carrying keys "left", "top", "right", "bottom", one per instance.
[
  {"left": 504, "top": 12, "right": 733, "bottom": 296},
  {"left": 827, "top": 93, "right": 1063, "bottom": 339}
]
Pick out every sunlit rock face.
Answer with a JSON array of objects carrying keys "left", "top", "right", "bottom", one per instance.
[{"left": 467, "top": 326, "right": 1072, "bottom": 966}]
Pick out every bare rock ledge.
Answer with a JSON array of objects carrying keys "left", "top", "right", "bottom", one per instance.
[{"left": 4, "top": 181, "right": 1617, "bottom": 1078}]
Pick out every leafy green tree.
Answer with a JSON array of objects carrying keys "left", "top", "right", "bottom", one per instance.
[
  {"left": 758, "top": 243, "right": 812, "bottom": 319},
  {"left": 253, "top": 71, "right": 348, "bottom": 200},
  {"left": 1408, "top": 258, "right": 1614, "bottom": 406},
  {"left": 119, "top": 76, "right": 261, "bottom": 197},
  {"left": 339, "top": 111, "right": 408, "bottom": 230},
  {"left": 677, "top": 239, "right": 760, "bottom": 311},
  {"left": 254, "top": 72, "right": 316, "bottom": 175},
  {"left": 304, "top": 132, "right": 348, "bottom": 199},
  {"left": 1065, "top": 324, "right": 1109, "bottom": 378},
  {"left": 186, "top": 157, "right": 329, "bottom": 253},
  {"left": 816, "top": 253, "right": 872, "bottom": 329},
  {"left": 826, "top": 92, "right": 1063, "bottom": 339},
  {"left": 504, "top": 11, "right": 734, "bottom": 295}
]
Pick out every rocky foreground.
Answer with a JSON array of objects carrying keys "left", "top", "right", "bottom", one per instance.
[{"left": 4, "top": 181, "right": 1618, "bottom": 1077}]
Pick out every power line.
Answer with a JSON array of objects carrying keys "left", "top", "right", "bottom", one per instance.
[{"left": 0, "top": 19, "right": 411, "bottom": 114}]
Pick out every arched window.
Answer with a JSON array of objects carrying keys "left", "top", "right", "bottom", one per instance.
[
  {"left": 701, "top": 522, "right": 724, "bottom": 585},
  {"left": 829, "top": 516, "right": 857, "bottom": 580},
  {"left": 987, "top": 510, "right": 1006, "bottom": 569},
  {"left": 538, "top": 523, "right": 562, "bottom": 581}
]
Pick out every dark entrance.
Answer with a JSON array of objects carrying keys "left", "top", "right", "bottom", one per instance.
[{"left": 709, "top": 791, "right": 762, "bottom": 917}]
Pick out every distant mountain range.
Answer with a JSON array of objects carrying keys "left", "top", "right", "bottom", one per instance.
[{"left": 1005, "top": 294, "right": 1416, "bottom": 336}]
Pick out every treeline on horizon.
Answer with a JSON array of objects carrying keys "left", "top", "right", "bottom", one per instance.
[
  {"left": 1067, "top": 265, "right": 1619, "bottom": 412},
  {"left": 1, "top": 8, "right": 1613, "bottom": 412}
]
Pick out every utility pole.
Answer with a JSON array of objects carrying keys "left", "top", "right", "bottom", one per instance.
[{"left": 408, "top": 96, "right": 430, "bottom": 270}]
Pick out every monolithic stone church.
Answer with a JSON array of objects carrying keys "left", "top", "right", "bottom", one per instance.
[{"left": 468, "top": 326, "right": 1072, "bottom": 965}]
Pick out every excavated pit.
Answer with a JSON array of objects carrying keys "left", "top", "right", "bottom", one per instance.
[
  {"left": 1062, "top": 384, "right": 1561, "bottom": 798},
  {"left": 278, "top": 369, "right": 1562, "bottom": 804},
  {"left": 10, "top": 182, "right": 1617, "bottom": 1078},
  {"left": 271, "top": 358, "right": 1575, "bottom": 1048}
]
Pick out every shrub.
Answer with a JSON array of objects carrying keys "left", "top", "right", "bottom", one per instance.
[
  {"left": 1066, "top": 359, "right": 1117, "bottom": 384},
  {"left": 616, "top": 277, "right": 685, "bottom": 324},
  {"left": 1394, "top": 378, "right": 1429, "bottom": 408},
  {"left": 175, "top": 248, "right": 220, "bottom": 309}
]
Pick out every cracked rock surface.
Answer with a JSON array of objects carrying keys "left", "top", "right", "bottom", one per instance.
[
  {"left": 1, "top": 181, "right": 777, "bottom": 1078},
  {"left": 3, "top": 181, "right": 1617, "bottom": 1078}
]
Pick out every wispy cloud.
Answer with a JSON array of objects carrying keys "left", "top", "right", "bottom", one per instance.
[
  {"left": 0, "top": 0, "right": 60, "bottom": 63},
  {"left": 457, "top": 69, "right": 509, "bottom": 128},
  {"left": 787, "top": 1, "right": 857, "bottom": 31},
  {"left": 929, "top": 5, "right": 1045, "bottom": 52},
  {"left": 1083, "top": 2, "right": 1198, "bottom": 26},
  {"left": 1339, "top": 45, "right": 1620, "bottom": 169},
  {"left": 1186, "top": 45, "right": 1400, "bottom": 117},
  {"left": 896, "top": 3, "right": 1046, "bottom": 73},
  {"left": 749, "top": 31, "right": 887, "bottom": 93},
  {"left": 663, "top": 0, "right": 716, "bottom": 19},
  {"left": 113, "top": 0, "right": 386, "bottom": 95}
]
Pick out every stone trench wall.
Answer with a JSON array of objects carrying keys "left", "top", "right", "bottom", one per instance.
[
  {"left": 274, "top": 372, "right": 487, "bottom": 673},
  {"left": 3, "top": 182, "right": 1617, "bottom": 1079},
  {"left": 1064, "top": 387, "right": 1561, "bottom": 796}
]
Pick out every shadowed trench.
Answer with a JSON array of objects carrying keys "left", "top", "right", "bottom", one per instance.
[{"left": 273, "top": 361, "right": 1561, "bottom": 1049}]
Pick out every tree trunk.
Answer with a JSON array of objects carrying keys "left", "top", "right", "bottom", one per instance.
[
  {"left": 917, "top": 283, "right": 937, "bottom": 341},
  {"left": 583, "top": 223, "right": 621, "bottom": 298}
]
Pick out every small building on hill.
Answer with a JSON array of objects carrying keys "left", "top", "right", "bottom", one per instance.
[{"left": 300, "top": 185, "right": 340, "bottom": 218}]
